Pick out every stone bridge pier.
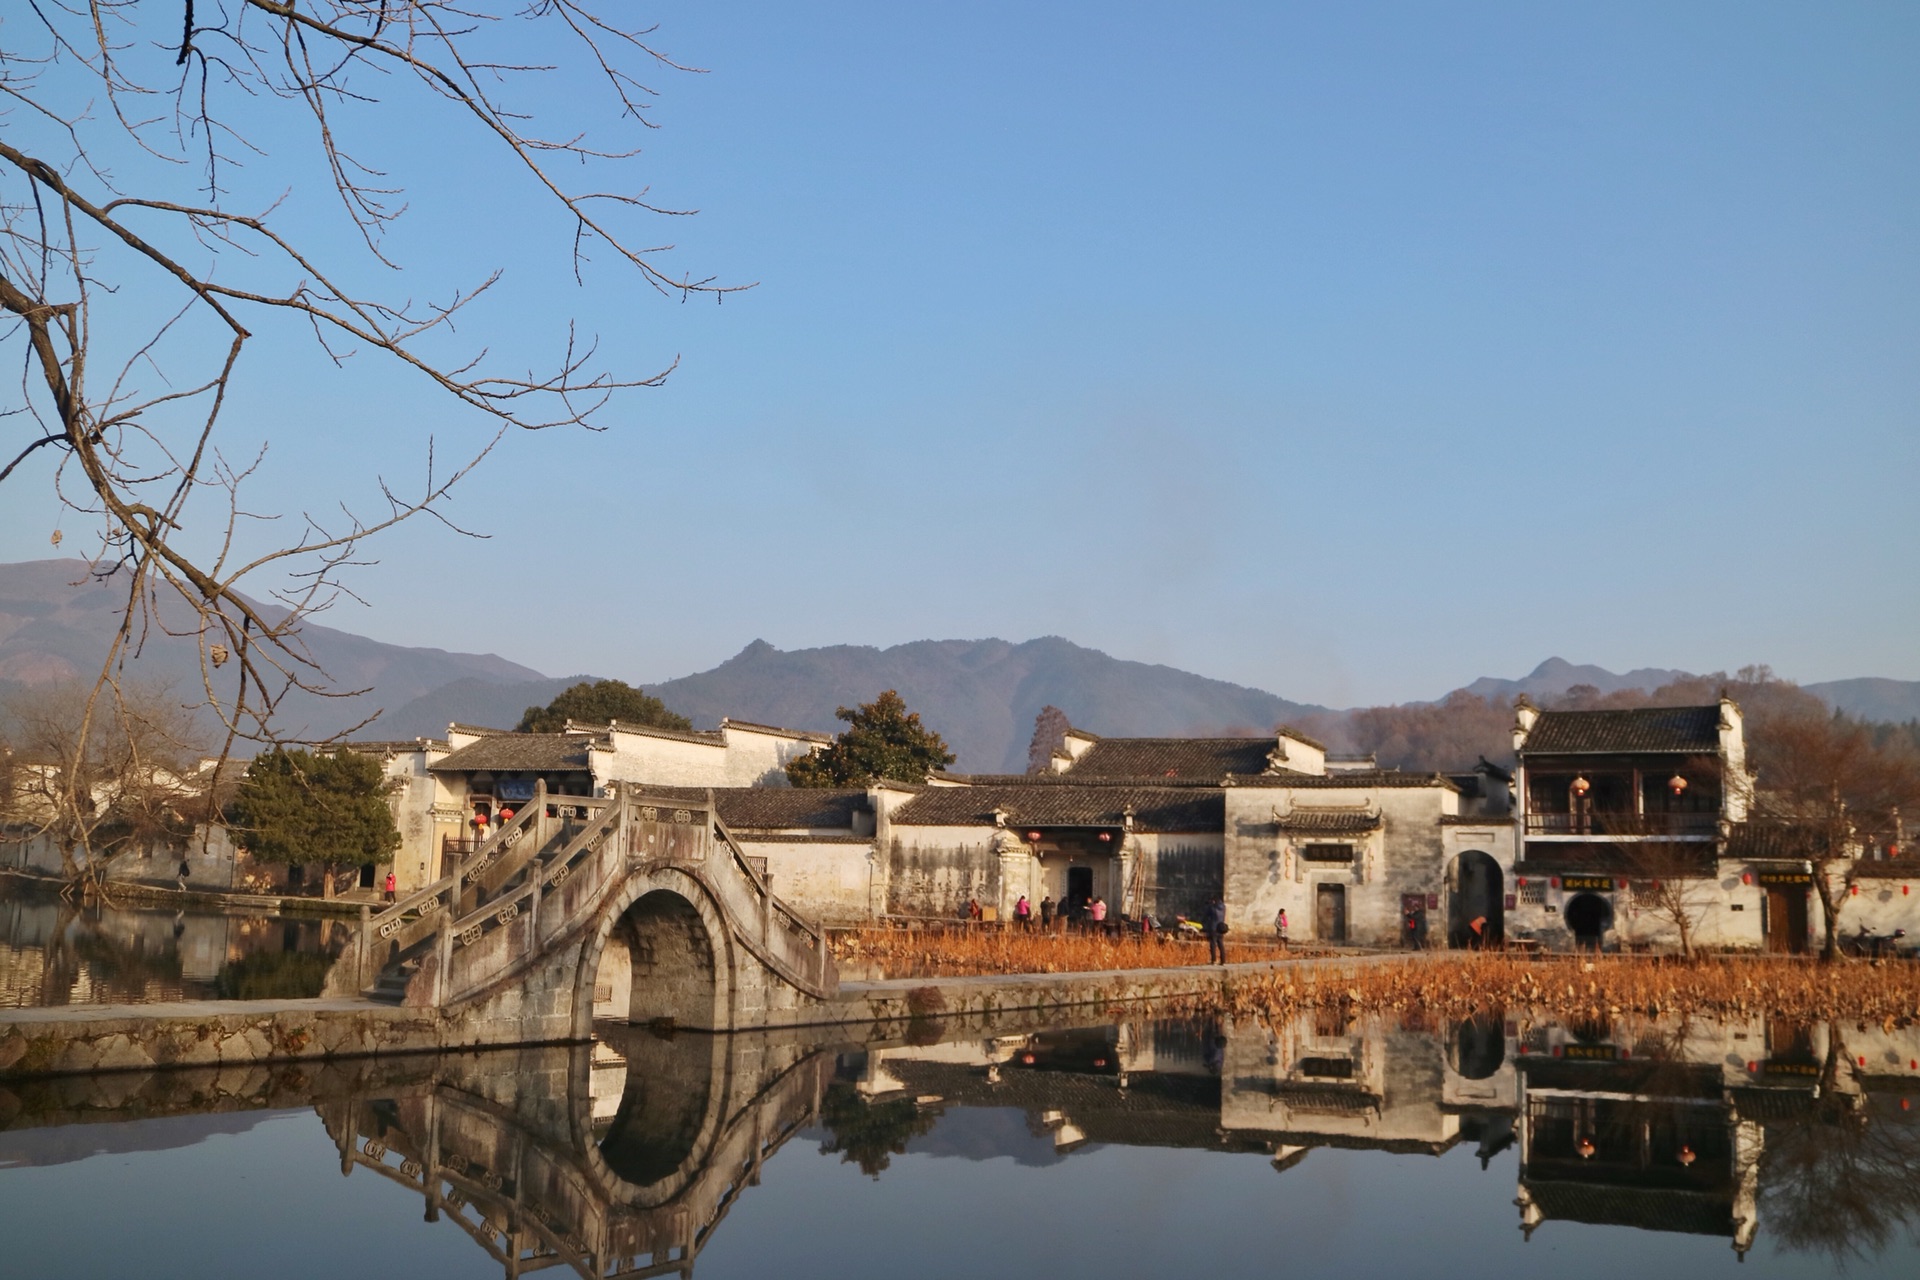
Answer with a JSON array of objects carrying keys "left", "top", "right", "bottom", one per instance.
[{"left": 328, "top": 787, "right": 840, "bottom": 1042}]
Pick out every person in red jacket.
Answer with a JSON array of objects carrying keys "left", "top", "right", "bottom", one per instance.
[{"left": 383, "top": 870, "right": 397, "bottom": 903}]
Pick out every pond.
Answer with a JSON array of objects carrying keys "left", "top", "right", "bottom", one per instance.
[
  {"left": 0, "top": 883, "right": 347, "bottom": 1008},
  {"left": 2, "top": 1011, "right": 1916, "bottom": 1278}
]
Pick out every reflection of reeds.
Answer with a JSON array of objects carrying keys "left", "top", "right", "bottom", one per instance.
[
  {"left": 1208, "top": 953, "right": 1920, "bottom": 1023},
  {"left": 832, "top": 926, "right": 1302, "bottom": 978}
]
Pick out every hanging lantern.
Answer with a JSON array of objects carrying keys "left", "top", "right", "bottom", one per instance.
[
  {"left": 1576, "top": 1137, "right": 1595, "bottom": 1159},
  {"left": 1097, "top": 831, "right": 1112, "bottom": 842},
  {"left": 1851, "top": 884, "right": 1860, "bottom": 896},
  {"left": 1669, "top": 773, "right": 1688, "bottom": 796},
  {"left": 1551, "top": 877, "right": 1561, "bottom": 890},
  {"left": 1572, "top": 776, "right": 1591, "bottom": 797},
  {"left": 1027, "top": 831, "right": 1042, "bottom": 842},
  {"left": 471, "top": 812, "right": 487, "bottom": 827},
  {"left": 1677, "top": 1144, "right": 1696, "bottom": 1167},
  {"left": 499, "top": 807, "right": 515, "bottom": 823}
]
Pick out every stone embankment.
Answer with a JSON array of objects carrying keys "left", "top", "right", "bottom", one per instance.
[{"left": 0, "top": 951, "right": 1417, "bottom": 1080}]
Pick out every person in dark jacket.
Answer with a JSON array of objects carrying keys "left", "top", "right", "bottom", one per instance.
[
  {"left": 1204, "top": 896, "right": 1228, "bottom": 965},
  {"left": 1039, "top": 895, "right": 1056, "bottom": 929}
]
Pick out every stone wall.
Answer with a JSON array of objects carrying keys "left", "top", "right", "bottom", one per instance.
[
  {"left": 1224, "top": 786, "right": 1455, "bottom": 946},
  {"left": 746, "top": 836, "right": 875, "bottom": 924}
]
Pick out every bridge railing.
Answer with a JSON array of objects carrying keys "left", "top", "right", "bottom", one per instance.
[
  {"left": 337, "top": 784, "right": 551, "bottom": 993},
  {"left": 346, "top": 784, "right": 839, "bottom": 1008},
  {"left": 438, "top": 788, "right": 631, "bottom": 1004}
]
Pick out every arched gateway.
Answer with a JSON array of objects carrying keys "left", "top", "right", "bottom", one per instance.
[{"left": 325, "top": 783, "right": 838, "bottom": 1037}]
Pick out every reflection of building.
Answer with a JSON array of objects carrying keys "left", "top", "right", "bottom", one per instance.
[{"left": 1510, "top": 1019, "right": 1813, "bottom": 1256}]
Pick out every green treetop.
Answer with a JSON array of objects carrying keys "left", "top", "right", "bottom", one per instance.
[
  {"left": 227, "top": 747, "right": 401, "bottom": 869},
  {"left": 787, "top": 690, "right": 955, "bottom": 788},
  {"left": 518, "top": 680, "right": 692, "bottom": 734}
]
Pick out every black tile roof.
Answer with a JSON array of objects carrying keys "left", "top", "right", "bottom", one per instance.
[
  {"left": 430, "top": 733, "right": 598, "bottom": 773},
  {"left": 926, "top": 771, "right": 1224, "bottom": 789},
  {"left": 891, "top": 784, "right": 1224, "bottom": 833},
  {"left": 1522, "top": 706, "right": 1722, "bottom": 755},
  {"left": 1065, "top": 738, "right": 1281, "bottom": 780},
  {"left": 1274, "top": 811, "right": 1381, "bottom": 834},
  {"left": 1223, "top": 771, "right": 1459, "bottom": 791},
  {"left": 1521, "top": 1182, "right": 1734, "bottom": 1238}
]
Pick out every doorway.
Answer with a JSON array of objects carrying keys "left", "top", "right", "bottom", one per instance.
[
  {"left": 358, "top": 862, "right": 377, "bottom": 889},
  {"left": 1764, "top": 886, "right": 1809, "bottom": 954},
  {"left": 1447, "top": 851, "right": 1504, "bottom": 948},
  {"left": 1564, "top": 893, "right": 1612, "bottom": 949},
  {"left": 1066, "top": 866, "right": 1094, "bottom": 921},
  {"left": 1315, "top": 883, "right": 1347, "bottom": 943}
]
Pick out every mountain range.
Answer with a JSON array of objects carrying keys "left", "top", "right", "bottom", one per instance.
[{"left": 2, "top": 558, "right": 1915, "bottom": 769}]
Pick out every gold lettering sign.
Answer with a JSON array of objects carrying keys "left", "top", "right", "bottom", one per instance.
[
  {"left": 1562, "top": 1043, "right": 1617, "bottom": 1061},
  {"left": 1757, "top": 871, "right": 1811, "bottom": 886},
  {"left": 1560, "top": 876, "right": 1616, "bottom": 892}
]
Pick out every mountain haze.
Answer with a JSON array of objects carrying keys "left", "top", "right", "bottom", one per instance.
[
  {"left": 0, "top": 559, "right": 546, "bottom": 740},
  {"left": 647, "top": 637, "right": 1327, "bottom": 772}
]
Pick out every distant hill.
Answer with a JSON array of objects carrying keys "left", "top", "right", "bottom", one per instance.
[
  {"left": 0, "top": 559, "right": 548, "bottom": 741},
  {"left": 1802, "top": 677, "right": 1920, "bottom": 725},
  {"left": 377, "top": 675, "right": 600, "bottom": 740},
  {"left": 1461, "top": 656, "right": 1695, "bottom": 703},
  {"left": 647, "top": 637, "right": 1327, "bottom": 772}
]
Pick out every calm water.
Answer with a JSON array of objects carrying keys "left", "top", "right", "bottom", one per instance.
[
  {"left": 2, "top": 1012, "right": 1915, "bottom": 1279},
  {"left": 0, "top": 883, "right": 346, "bottom": 1007}
]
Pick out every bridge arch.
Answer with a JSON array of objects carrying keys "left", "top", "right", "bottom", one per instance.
[{"left": 575, "top": 867, "right": 737, "bottom": 1038}]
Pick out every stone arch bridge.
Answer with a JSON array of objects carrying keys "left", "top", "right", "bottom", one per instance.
[
  {"left": 321, "top": 1030, "right": 832, "bottom": 1279},
  {"left": 324, "top": 783, "right": 839, "bottom": 1038}
]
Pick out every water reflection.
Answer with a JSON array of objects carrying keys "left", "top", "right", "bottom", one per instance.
[
  {"left": 0, "top": 883, "right": 343, "bottom": 1007},
  {"left": 2, "top": 1011, "right": 1918, "bottom": 1276}
]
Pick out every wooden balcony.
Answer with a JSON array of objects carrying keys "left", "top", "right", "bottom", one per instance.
[{"left": 1525, "top": 811, "right": 1719, "bottom": 837}]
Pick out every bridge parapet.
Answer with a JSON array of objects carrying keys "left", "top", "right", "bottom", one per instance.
[{"left": 327, "top": 786, "right": 839, "bottom": 1025}]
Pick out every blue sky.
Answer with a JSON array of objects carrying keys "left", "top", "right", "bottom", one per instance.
[{"left": 3, "top": 2, "right": 1916, "bottom": 706}]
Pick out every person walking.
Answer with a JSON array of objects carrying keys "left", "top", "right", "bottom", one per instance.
[
  {"left": 1204, "top": 896, "right": 1228, "bottom": 965},
  {"left": 1275, "top": 907, "right": 1289, "bottom": 948},
  {"left": 1014, "top": 895, "right": 1032, "bottom": 930},
  {"left": 383, "top": 870, "right": 398, "bottom": 904},
  {"left": 1089, "top": 896, "right": 1108, "bottom": 928},
  {"left": 1039, "top": 895, "right": 1056, "bottom": 930},
  {"left": 177, "top": 858, "right": 191, "bottom": 893}
]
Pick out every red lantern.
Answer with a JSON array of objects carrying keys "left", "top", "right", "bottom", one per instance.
[
  {"left": 471, "top": 812, "right": 487, "bottom": 826},
  {"left": 499, "top": 807, "right": 515, "bottom": 822},
  {"left": 1026, "top": 831, "right": 1042, "bottom": 842},
  {"left": 1851, "top": 884, "right": 1860, "bottom": 896},
  {"left": 1097, "top": 831, "right": 1112, "bottom": 842},
  {"left": 1572, "top": 776, "right": 1591, "bottom": 797},
  {"left": 1551, "top": 877, "right": 1561, "bottom": 890},
  {"left": 1669, "top": 774, "right": 1688, "bottom": 796},
  {"left": 1741, "top": 872, "right": 1752, "bottom": 885}
]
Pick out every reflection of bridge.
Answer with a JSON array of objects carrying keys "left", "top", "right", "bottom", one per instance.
[
  {"left": 320, "top": 1028, "right": 832, "bottom": 1278},
  {"left": 326, "top": 783, "right": 838, "bottom": 1036}
]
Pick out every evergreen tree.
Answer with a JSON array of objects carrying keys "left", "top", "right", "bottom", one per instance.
[
  {"left": 787, "top": 691, "right": 955, "bottom": 788},
  {"left": 518, "top": 680, "right": 692, "bottom": 733},
  {"left": 228, "top": 748, "right": 401, "bottom": 878}
]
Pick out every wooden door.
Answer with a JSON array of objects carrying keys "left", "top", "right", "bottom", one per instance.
[
  {"left": 1315, "top": 883, "right": 1347, "bottom": 942},
  {"left": 1765, "top": 887, "right": 1809, "bottom": 954}
]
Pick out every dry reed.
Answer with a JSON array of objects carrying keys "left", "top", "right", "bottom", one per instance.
[
  {"left": 1210, "top": 952, "right": 1920, "bottom": 1024},
  {"left": 831, "top": 925, "right": 1306, "bottom": 978},
  {"left": 833, "top": 928, "right": 1920, "bottom": 1022}
]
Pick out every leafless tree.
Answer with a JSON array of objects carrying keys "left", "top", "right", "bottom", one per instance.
[
  {"left": 0, "top": 678, "right": 206, "bottom": 880},
  {"left": 1758, "top": 1023, "right": 1920, "bottom": 1264},
  {"left": 1740, "top": 712, "right": 1920, "bottom": 961},
  {"left": 1025, "top": 705, "right": 1071, "bottom": 774},
  {"left": 1, "top": 3, "right": 737, "bottom": 881}
]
